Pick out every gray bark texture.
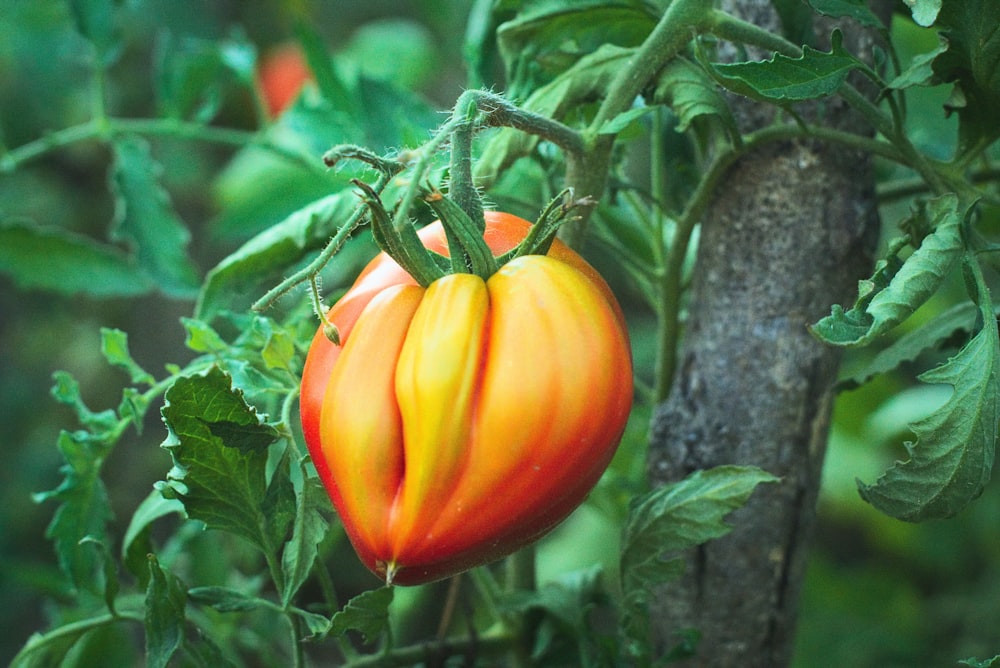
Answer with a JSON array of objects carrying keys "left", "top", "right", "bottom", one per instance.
[{"left": 646, "top": 2, "right": 891, "bottom": 666}]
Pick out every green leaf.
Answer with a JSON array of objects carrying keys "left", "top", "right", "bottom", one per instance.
[
  {"left": 887, "top": 36, "right": 949, "bottom": 90},
  {"left": 79, "top": 536, "right": 119, "bottom": 615},
  {"left": 10, "top": 614, "right": 120, "bottom": 668},
  {"left": 280, "top": 475, "right": 330, "bottom": 608},
  {"left": 154, "top": 32, "right": 254, "bottom": 123},
  {"left": 188, "top": 586, "right": 269, "bottom": 613},
  {"left": 293, "top": 607, "right": 334, "bottom": 638},
  {"left": 67, "top": 0, "right": 123, "bottom": 65},
  {"left": 619, "top": 466, "right": 779, "bottom": 661},
  {"left": 158, "top": 367, "right": 282, "bottom": 553},
  {"left": 101, "top": 328, "right": 155, "bottom": 385},
  {"left": 840, "top": 301, "right": 978, "bottom": 389},
  {"left": 181, "top": 317, "right": 230, "bottom": 354},
  {"left": 293, "top": 18, "right": 357, "bottom": 118},
  {"left": 960, "top": 655, "right": 1000, "bottom": 668},
  {"left": 122, "top": 490, "right": 185, "bottom": 588},
  {"left": 110, "top": 136, "right": 200, "bottom": 298},
  {"left": 118, "top": 387, "right": 151, "bottom": 435},
  {"left": 811, "top": 194, "right": 965, "bottom": 346},
  {"left": 598, "top": 106, "right": 656, "bottom": 135},
  {"left": 195, "top": 192, "right": 355, "bottom": 321},
  {"left": 931, "top": 0, "right": 1000, "bottom": 149},
  {"left": 496, "top": 0, "right": 657, "bottom": 98},
  {"left": 0, "top": 219, "right": 152, "bottom": 297},
  {"left": 327, "top": 587, "right": 394, "bottom": 644},
  {"left": 857, "top": 255, "right": 999, "bottom": 521},
  {"left": 34, "top": 430, "right": 114, "bottom": 594},
  {"left": 706, "top": 30, "right": 865, "bottom": 103},
  {"left": 258, "top": 319, "right": 298, "bottom": 373},
  {"left": 475, "top": 44, "right": 634, "bottom": 187},
  {"left": 50, "top": 370, "right": 119, "bottom": 434},
  {"left": 903, "top": 0, "right": 943, "bottom": 27},
  {"left": 652, "top": 56, "right": 739, "bottom": 138},
  {"left": 145, "top": 555, "right": 187, "bottom": 668},
  {"left": 808, "top": 0, "right": 887, "bottom": 30}
]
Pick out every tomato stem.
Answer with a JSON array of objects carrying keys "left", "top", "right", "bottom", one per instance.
[{"left": 448, "top": 94, "right": 486, "bottom": 231}]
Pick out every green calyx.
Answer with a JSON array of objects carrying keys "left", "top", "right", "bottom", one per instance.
[{"left": 355, "top": 180, "right": 590, "bottom": 288}]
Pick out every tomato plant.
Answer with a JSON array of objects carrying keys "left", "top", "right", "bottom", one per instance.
[
  {"left": 6, "top": 1, "right": 1000, "bottom": 666},
  {"left": 300, "top": 212, "right": 633, "bottom": 584}
]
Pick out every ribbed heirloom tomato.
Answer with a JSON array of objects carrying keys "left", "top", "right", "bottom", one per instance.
[{"left": 300, "top": 212, "right": 633, "bottom": 585}]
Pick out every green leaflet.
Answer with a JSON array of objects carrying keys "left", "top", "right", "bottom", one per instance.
[
  {"left": 811, "top": 194, "right": 965, "bottom": 347},
  {"left": 109, "top": 136, "right": 200, "bottom": 298},
  {"left": 496, "top": 0, "right": 656, "bottom": 99},
  {"left": 67, "top": 0, "right": 123, "bottom": 65},
  {"left": 101, "top": 327, "right": 156, "bottom": 386},
  {"left": 157, "top": 367, "right": 286, "bottom": 553},
  {"left": 839, "top": 301, "right": 978, "bottom": 389},
  {"left": 932, "top": 0, "right": 1000, "bottom": 149},
  {"left": 651, "top": 56, "right": 739, "bottom": 139},
  {"left": 857, "top": 255, "right": 1000, "bottom": 521},
  {"left": 279, "top": 475, "right": 329, "bottom": 609},
  {"left": 144, "top": 555, "right": 187, "bottom": 668},
  {"left": 807, "top": 0, "right": 887, "bottom": 31},
  {"left": 0, "top": 219, "right": 152, "bottom": 298},
  {"left": 619, "top": 466, "right": 779, "bottom": 663},
  {"left": 475, "top": 44, "right": 634, "bottom": 187},
  {"left": 903, "top": 0, "right": 942, "bottom": 26},
  {"left": 326, "top": 586, "right": 395, "bottom": 645},
  {"left": 196, "top": 192, "right": 356, "bottom": 320},
  {"left": 154, "top": 31, "right": 256, "bottom": 123},
  {"left": 705, "top": 30, "right": 865, "bottom": 103}
]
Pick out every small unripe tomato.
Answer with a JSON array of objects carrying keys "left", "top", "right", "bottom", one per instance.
[{"left": 300, "top": 212, "right": 632, "bottom": 585}]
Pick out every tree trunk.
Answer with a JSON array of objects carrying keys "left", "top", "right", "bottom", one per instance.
[{"left": 646, "top": 3, "right": 889, "bottom": 665}]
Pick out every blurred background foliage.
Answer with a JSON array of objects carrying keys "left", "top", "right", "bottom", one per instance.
[{"left": 1, "top": 1, "right": 998, "bottom": 666}]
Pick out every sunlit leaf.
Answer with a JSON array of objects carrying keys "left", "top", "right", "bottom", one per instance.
[{"left": 10, "top": 614, "right": 121, "bottom": 668}]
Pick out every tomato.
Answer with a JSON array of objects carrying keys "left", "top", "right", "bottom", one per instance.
[
  {"left": 300, "top": 212, "right": 632, "bottom": 585},
  {"left": 257, "top": 43, "right": 311, "bottom": 117}
]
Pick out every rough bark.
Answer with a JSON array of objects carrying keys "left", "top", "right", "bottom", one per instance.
[{"left": 646, "top": 3, "right": 890, "bottom": 666}]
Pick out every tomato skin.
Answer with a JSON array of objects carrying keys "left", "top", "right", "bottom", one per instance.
[
  {"left": 300, "top": 212, "right": 632, "bottom": 585},
  {"left": 257, "top": 43, "right": 311, "bottom": 117}
]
